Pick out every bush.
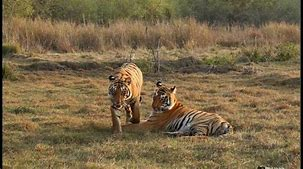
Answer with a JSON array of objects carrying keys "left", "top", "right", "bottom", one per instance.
[
  {"left": 3, "top": 0, "right": 33, "bottom": 18},
  {"left": 241, "top": 43, "right": 299, "bottom": 63},
  {"left": 2, "top": 44, "right": 20, "bottom": 56},
  {"left": 134, "top": 59, "right": 154, "bottom": 73},
  {"left": 274, "top": 43, "right": 299, "bottom": 61},
  {"left": 2, "top": 62, "right": 17, "bottom": 80},
  {"left": 241, "top": 47, "right": 271, "bottom": 63}
]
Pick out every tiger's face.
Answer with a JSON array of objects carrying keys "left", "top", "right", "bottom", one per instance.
[
  {"left": 152, "top": 81, "right": 177, "bottom": 112},
  {"left": 108, "top": 75, "right": 132, "bottom": 109}
]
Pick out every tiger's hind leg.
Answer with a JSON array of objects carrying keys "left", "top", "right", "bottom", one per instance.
[
  {"left": 129, "top": 99, "right": 140, "bottom": 124},
  {"left": 163, "top": 125, "right": 195, "bottom": 137},
  {"left": 163, "top": 131, "right": 208, "bottom": 137}
]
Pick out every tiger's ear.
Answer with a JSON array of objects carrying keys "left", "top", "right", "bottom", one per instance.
[
  {"left": 125, "top": 77, "right": 131, "bottom": 85},
  {"left": 171, "top": 86, "right": 177, "bottom": 94},
  {"left": 109, "top": 75, "right": 115, "bottom": 81},
  {"left": 156, "top": 81, "right": 162, "bottom": 87}
]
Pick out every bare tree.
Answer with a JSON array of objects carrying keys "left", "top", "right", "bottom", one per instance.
[
  {"left": 155, "top": 39, "right": 161, "bottom": 73},
  {"left": 146, "top": 26, "right": 161, "bottom": 74},
  {"left": 147, "top": 39, "right": 161, "bottom": 73},
  {"left": 128, "top": 40, "right": 138, "bottom": 63}
]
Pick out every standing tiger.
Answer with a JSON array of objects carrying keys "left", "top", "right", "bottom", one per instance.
[
  {"left": 108, "top": 63, "right": 143, "bottom": 134},
  {"left": 123, "top": 81, "right": 232, "bottom": 136}
]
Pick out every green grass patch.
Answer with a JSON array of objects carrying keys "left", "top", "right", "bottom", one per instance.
[
  {"left": 241, "top": 43, "right": 299, "bottom": 63},
  {"left": 8, "top": 106, "right": 36, "bottom": 114},
  {"left": 133, "top": 59, "right": 154, "bottom": 73},
  {"left": 274, "top": 43, "right": 299, "bottom": 61},
  {"left": 3, "top": 44, "right": 20, "bottom": 56},
  {"left": 241, "top": 47, "right": 271, "bottom": 63},
  {"left": 2, "top": 62, "right": 17, "bottom": 80}
]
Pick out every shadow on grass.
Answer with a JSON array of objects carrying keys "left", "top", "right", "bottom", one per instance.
[
  {"left": 160, "top": 57, "right": 237, "bottom": 74},
  {"left": 21, "top": 121, "right": 162, "bottom": 147},
  {"left": 244, "top": 73, "right": 300, "bottom": 89},
  {"left": 20, "top": 56, "right": 238, "bottom": 74},
  {"left": 22, "top": 60, "right": 106, "bottom": 71},
  {"left": 21, "top": 126, "right": 112, "bottom": 146}
]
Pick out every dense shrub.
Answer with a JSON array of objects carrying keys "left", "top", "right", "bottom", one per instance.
[
  {"left": 3, "top": 0, "right": 300, "bottom": 25},
  {"left": 274, "top": 43, "right": 299, "bottom": 61},
  {"left": 242, "top": 48, "right": 270, "bottom": 63},
  {"left": 2, "top": 62, "right": 17, "bottom": 80},
  {"left": 2, "top": 44, "right": 20, "bottom": 56},
  {"left": 241, "top": 43, "right": 299, "bottom": 63}
]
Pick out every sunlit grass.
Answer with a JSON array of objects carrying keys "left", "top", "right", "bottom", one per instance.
[{"left": 3, "top": 48, "right": 300, "bottom": 168}]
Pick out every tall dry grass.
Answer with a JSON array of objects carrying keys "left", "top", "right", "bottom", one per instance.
[{"left": 2, "top": 17, "right": 300, "bottom": 53}]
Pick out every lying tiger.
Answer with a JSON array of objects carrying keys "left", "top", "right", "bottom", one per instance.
[
  {"left": 108, "top": 63, "right": 143, "bottom": 134},
  {"left": 123, "top": 81, "right": 233, "bottom": 136}
]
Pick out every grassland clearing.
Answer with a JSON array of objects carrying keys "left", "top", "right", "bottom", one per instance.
[{"left": 2, "top": 46, "right": 300, "bottom": 168}]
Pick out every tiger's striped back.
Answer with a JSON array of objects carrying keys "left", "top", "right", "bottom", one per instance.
[
  {"left": 113, "top": 63, "right": 143, "bottom": 98},
  {"left": 164, "top": 103, "right": 232, "bottom": 136}
]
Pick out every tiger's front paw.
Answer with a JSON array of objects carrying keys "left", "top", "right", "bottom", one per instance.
[
  {"left": 112, "top": 128, "right": 122, "bottom": 134},
  {"left": 112, "top": 131, "right": 123, "bottom": 138},
  {"left": 112, "top": 123, "right": 122, "bottom": 134}
]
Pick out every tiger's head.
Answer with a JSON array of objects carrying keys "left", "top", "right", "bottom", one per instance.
[
  {"left": 108, "top": 75, "right": 132, "bottom": 109},
  {"left": 152, "top": 81, "right": 177, "bottom": 112}
]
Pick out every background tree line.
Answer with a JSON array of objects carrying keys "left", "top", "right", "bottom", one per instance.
[{"left": 3, "top": 0, "right": 300, "bottom": 25}]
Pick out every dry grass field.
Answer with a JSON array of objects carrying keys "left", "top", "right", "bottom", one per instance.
[
  {"left": 3, "top": 18, "right": 300, "bottom": 53},
  {"left": 2, "top": 46, "right": 300, "bottom": 168}
]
